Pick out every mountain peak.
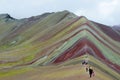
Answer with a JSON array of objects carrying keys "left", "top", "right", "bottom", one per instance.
[
  {"left": 0, "top": 13, "right": 15, "bottom": 20},
  {"left": 113, "top": 25, "right": 120, "bottom": 27},
  {"left": 0, "top": 14, "right": 10, "bottom": 18},
  {"left": 62, "top": 10, "right": 72, "bottom": 13},
  {"left": 58, "top": 10, "right": 78, "bottom": 18}
]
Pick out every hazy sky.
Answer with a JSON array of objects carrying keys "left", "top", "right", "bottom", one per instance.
[{"left": 0, "top": 0, "right": 120, "bottom": 26}]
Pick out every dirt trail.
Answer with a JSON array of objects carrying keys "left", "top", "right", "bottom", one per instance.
[
  {"left": 0, "top": 65, "right": 112, "bottom": 80},
  {"left": 0, "top": 56, "right": 114, "bottom": 80}
]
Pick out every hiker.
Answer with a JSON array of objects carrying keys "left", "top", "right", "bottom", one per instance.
[
  {"left": 85, "top": 59, "right": 88, "bottom": 65},
  {"left": 89, "top": 66, "right": 95, "bottom": 78},
  {"left": 85, "top": 64, "right": 89, "bottom": 72},
  {"left": 82, "top": 60, "right": 85, "bottom": 65},
  {"left": 82, "top": 55, "right": 89, "bottom": 65}
]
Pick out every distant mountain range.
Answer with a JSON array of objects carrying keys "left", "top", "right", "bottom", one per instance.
[{"left": 0, "top": 10, "right": 120, "bottom": 80}]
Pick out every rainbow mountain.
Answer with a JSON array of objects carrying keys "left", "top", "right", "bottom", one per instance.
[{"left": 0, "top": 10, "right": 120, "bottom": 80}]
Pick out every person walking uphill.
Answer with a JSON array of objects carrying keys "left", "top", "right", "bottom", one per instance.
[
  {"left": 89, "top": 66, "right": 94, "bottom": 78},
  {"left": 82, "top": 55, "right": 89, "bottom": 65}
]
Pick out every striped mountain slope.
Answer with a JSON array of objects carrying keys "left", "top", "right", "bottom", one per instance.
[{"left": 0, "top": 10, "right": 120, "bottom": 80}]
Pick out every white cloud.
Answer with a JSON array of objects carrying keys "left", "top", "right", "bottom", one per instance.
[
  {"left": 74, "top": 0, "right": 120, "bottom": 26},
  {"left": 98, "top": 0, "right": 119, "bottom": 17},
  {"left": 0, "top": 0, "right": 119, "bottom": 25}
]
